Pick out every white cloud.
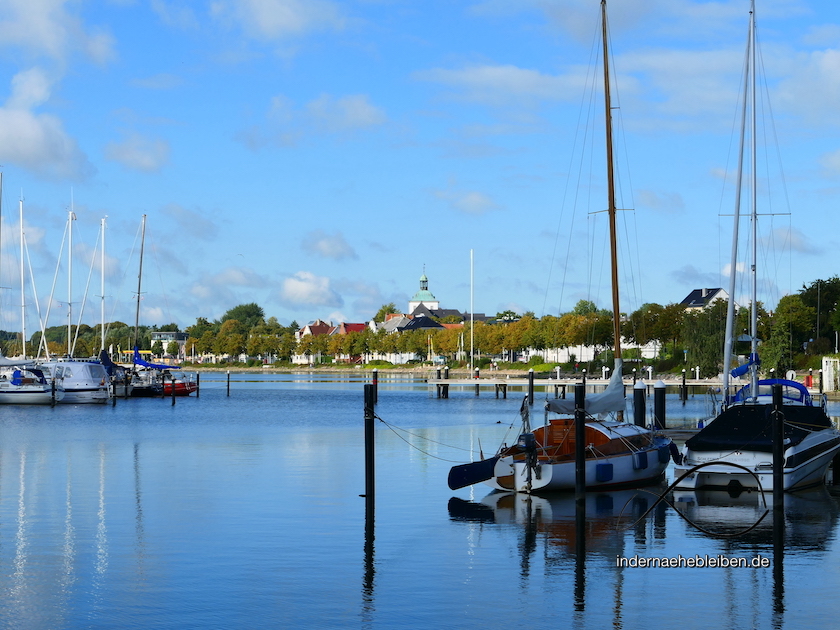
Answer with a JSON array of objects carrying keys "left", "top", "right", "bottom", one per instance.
[
  {"left": 636, "top": 189, "right": 685, "bottom": 214},
  {"left": 239, "top": 93, "right": 386, "bottom": 149},
  {"left": 434, "top": 187, "right": 502, "bottom": 215},
  {"left": 305, "top": 94, "right": 387, "bottom": 132},
  {"left": 302, "top": 230, "right": 357, "bottom": 260},
  {"left": 210, "top": 0, "right": 344, "bottom": 40},
  {"left": 415, "top": 64, "right": 584, "bottom": 107},
  {"left": 104, "top": 132, "right": 170, "bottom": 172},
  {"left": 0, "top": 0, "right": 116, "bottom": 63},
  {"left": 0, "top": 68, "right": 93, "bottom": 179},
  {"left": 162, "top": 204, "right": 219, "bottom": 241},
  {"left": 281, "top": 271, "right": 343, "bottom": 307},
  {"left": 151, "top": 0, "right": 200, "bottom": 29}
]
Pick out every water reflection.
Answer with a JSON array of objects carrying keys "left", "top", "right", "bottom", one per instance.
[{"left": 672, "top": 486, "right": 840, "bottom": 547}]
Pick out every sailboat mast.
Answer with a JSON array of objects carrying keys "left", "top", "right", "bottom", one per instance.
[
  {"left": 601, "top": 0, "right": 622, "bottom": 360},
  {"left": 101, "top": 217, "right": 106, "bottom": 353},
  {"left": 748, "top": 1, "right": 759, "bottom": 398},
  {"left": 19, "top": 197, "right": 25, "bottom": 360},
  {"left": 133, "top": 215, "right": 146, "bottom": 350},
  {"left": 67, "top": 205, "right": 74, "bottom": 356}
]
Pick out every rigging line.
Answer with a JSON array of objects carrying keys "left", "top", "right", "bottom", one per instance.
[
  {"left": 72, "top": 229, "right": 101, "bottom": 356},
  {"left": 151, "top": 243, "right": 175, "bottom": 327},
  {"left": 41, "top": 218, "right": 70, "bottom": 355},
  {"left": 376, "top": 415, "right": 475, "bottom": 453},
  {"left": 376, "top": 418, "right": 470, "bottom": 464},
  {"left": 553, "top": 18, "right": 601, "bottom": 322},
  {"left": 105, "top": 219, "right": 144, "bottom": 340}
]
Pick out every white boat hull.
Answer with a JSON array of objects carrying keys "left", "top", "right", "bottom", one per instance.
[
  {"left": 486, "top": 436, "right": 670, "bottom": 493},
  {"left": 674, "top": 431, "right": 840, "bottom": 492},
  {"left": 0, "top": 384, "right": 65, "bottom": 405}
]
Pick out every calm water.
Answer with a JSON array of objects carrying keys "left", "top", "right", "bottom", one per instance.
[{"left": 0, "top": 373, "right": 838, "bottom": 629}]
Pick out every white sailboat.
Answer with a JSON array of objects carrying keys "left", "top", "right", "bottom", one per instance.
[
  {"left": 449, "top": 0, "right": 671, "bottom": 494},
  {"left": 673, "top": 1, "right": 840, "bottom": 492},
  {"left": 37, "top": 208, "right": 110, "bottom": 404},
  {"left": 0, "top": 190, "right": 65, "bottom": 404}
]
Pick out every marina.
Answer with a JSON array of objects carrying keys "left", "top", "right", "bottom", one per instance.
[{"left": 0, "top": 372, "right": 838, "bottom": 628}]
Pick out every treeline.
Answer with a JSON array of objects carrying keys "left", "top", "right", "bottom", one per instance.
[{"left": 3, "top": 277, "right": 836, "bottom": 375}]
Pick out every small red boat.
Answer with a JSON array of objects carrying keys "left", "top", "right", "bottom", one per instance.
[{"left": 161, "top": 371, "right": 198, "bottom": 396}]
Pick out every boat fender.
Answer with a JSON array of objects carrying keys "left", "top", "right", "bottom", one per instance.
[
  {"left": 658, "top": 444, "right": 671, "bottom": 464},
  {"left": 668, "top": 442, "right": 681, "bottom": 465},
  {"left": 633, "top": 451, "right": 648, "bottom": 470},
  {"left": 595, "top": 463, "right": 613, "bottom": 482}
]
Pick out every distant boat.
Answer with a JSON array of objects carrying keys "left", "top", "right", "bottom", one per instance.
[
  {"left": 162, "top": 371, "right": 198, "bottom": 396},
  {"left": 448, "top": 0, "right": 671, "bottom": 494},
  {"left": 673, "top": 1, "right": 840, "bottom": 492},
  {"left": 0, "top": 359, "right": 64, "bottom": 405},
  {"left": 37, "top": 358, "right": 110, "bottom": 404}
]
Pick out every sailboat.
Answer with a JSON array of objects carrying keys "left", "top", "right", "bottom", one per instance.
[
  {"left": 673, "top": 1, "right": 840, "bottom": 492},
  {"left": 36, "top": 208, "right": 111, "bottom": 404},
  {"left": 448, "top": 0, "right": 671, "bottom": 494},
  {"left": 0, "top": 190, "right": 65, "bottom": 404}
]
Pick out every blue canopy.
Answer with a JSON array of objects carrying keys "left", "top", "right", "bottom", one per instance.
[{"left": 133, "top": 347, "right": 179, "bottom": 370}]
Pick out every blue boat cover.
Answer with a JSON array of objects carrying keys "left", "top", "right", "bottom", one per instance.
[
  {"left": 133, "top": 347, "right": 179, "bottom": 370},
  {"left": 730, "top": 352, "right": 760, "bottom": 378}
]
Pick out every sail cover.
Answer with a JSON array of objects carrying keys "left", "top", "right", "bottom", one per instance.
[
  {"left": 730, "top": 352, "right": 760, "bottom": 378},
  {"left": 133, "top": 347, "right": 179, "bottom": 370},
  {"left": 546, "top": 358, "right": 627, "bottom": 415}
]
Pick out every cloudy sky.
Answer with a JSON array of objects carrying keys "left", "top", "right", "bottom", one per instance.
[{"left": 0, "top": 0, "right": 838, "bottom": 334}]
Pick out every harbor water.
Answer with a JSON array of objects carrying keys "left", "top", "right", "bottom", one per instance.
[{"left": 0, "top": 373, "right": 838, "bottom": 629}]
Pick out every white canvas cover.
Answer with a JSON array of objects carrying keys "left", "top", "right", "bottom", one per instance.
[{"left": 546, "top": 358, "right": 626, "bottom": 415}]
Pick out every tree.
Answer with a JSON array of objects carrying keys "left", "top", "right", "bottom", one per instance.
[
  {"left": 152, "top": 340, "right": 164, "bottom": 357},
  {"left": 495, "top": 310, "right": 519, "bottom": 322},
  {"left": 373, "top": 303, "right": 399, "bottom": 323},
  {"left": 166, "top": 341, "right": 180, "bottom": 357},
  {"left": 221, "top": 303, "right": 265, "bottom": 331}
]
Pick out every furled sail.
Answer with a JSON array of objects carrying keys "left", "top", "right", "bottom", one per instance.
[{"left": 545, "top": 358, "right": 626, "bottom": 415}]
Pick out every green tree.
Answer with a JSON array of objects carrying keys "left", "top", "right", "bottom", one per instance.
[
  {"left": 221, "top": 303, "right": 265, "bottom": 331},
  {"left": 372, "top": 303, "right": 399, "bottom": 323}
]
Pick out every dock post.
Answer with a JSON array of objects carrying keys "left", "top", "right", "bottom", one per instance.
[
  {"left": 364, "top": 384, "right": 376, "bottom": 505},
  {"left": 820, "top": 369, "right": 824, "bottom": 394},
  {"left": 171, "top": 373, "right": 176, "bottom": 406},
  {"left": 528, "top": 368, "right": 534, "bottom": 406},
  {"left": 474, "top": 367, "right": 480, "bottom": 397},
  {"left": 632, "top": 368, "right": 637, "bottom": 384},
  {"left": 372, "top": 368, "right": 378, "bottom": 405},
  {"left": 443, "top": 366, "right": 449, "bottom": 399},
  {"left": 633, "top": 380, "right": 646, "bottom": 427},
  {"left": 575, "top": 383, "right": 586, "bottom": 499},
  {"left": 226, "top": 370, "right": 230, "bottom": 396},
  {"left": 681, "top": 369, "right": 687, "bottom": 404},
  {"left": 771, "top": 383, "right": 785, "bottom": 523},
  {"left": 654, "top": 380, "right": 666, "bottom": 429},
  {"left": 436, "top": 367, "right": 441, "bottom": 398},
  {"left": 196, "top": 372, "right": 200, "bottom": 398}
]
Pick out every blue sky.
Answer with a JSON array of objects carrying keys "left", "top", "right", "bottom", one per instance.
[{"left": 0, "top": 0, "right": 838, "bottom": 334}]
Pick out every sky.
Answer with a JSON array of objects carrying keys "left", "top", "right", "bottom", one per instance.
[{"left": 0, "top": 0, "right": 839, "bottom": 335}]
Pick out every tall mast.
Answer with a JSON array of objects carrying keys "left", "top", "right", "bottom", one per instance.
[
  {"left": 748, "top": 1, "right": 759, "bottom": 399},
  {"left": 100, "top": 217, "right": 106, "bottom": 353},
  {"left": 133, "top": 215, "right": 146, "bottom": 350},
  {"left": 19, "top": 197, "right": 25, "bottom": 359},
  {"left": 601, "top": 0, "right": 622, "bottom": 361},
  {"left": 67, "top": 202, "right": 75, "bottom": 356}
]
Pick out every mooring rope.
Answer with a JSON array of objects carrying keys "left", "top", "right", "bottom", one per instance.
[{"left": 375, "top": 414, "right": 479, "bottom": 463}]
